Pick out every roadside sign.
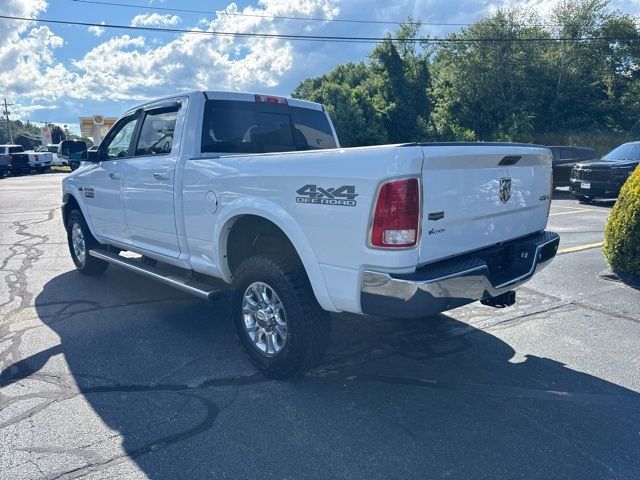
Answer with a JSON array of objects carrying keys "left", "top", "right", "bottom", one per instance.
[
  {"left": 41, "top": 126, "right": 52, "bottom": 145},
  {"left": 79, "top": 115, "right": 116, "bottom": 144}
]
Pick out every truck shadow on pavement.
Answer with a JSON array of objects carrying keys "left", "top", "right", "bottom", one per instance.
[{"left": 2, "top": 269, "right": 639, "bottom": 479}]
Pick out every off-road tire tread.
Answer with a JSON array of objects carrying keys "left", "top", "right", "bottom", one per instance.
[{"left": 232, "top": 254, "right": 330, "bottom": 379}]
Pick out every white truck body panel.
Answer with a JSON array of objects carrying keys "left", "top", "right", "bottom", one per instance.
[
  {"left": 26, "top": 150, "right": 53, "bottom": 168},
  {"left": 418, "top": 145, "right": 551, "bottom": 265},
  {"left": 62, "top": 91, "right": 555, "bottom": 316}
]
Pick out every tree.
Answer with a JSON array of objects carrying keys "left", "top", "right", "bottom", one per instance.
[
  {"left": 292, "top": 20, "right": 432, "bottom": 146},
  {"left": 293, "top": 63, "right": 388, "bottom": 146},
  {"left": 51, "top": 125, "right": 66, "bottom": 144},
  {"left": 429, "top": 0, "right": 640, "bottom": 147},
  {"left": 430, "top": 9, "right": 553, "bottom": 141},
  {"left": 544, "top": 0, "right": 640, "bottom": 133},
  {"left": 367, "top": 20, "right": 432, "bottom": 143}
]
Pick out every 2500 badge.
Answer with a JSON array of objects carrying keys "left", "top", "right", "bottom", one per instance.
[{"left": 296, "top": 184, "right": 358, "bottom": 207}]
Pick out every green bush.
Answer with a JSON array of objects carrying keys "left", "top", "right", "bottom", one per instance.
[{"left": 604, "top": 165, "right": 640, "bottom": 275}]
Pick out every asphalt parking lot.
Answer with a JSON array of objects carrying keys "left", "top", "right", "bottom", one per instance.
[{"left": 1, "top": 172, "right": 639, "bottom": 480}]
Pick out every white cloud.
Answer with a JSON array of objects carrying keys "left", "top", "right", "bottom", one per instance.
[
  {"left": 131, "top": 13, "right": 181, "bottom": 27},
  {"left": 0, "top": 0, "right": 48, "bottom": 42},
  {"left": 88, "top": 22, "right": 106, "bottom": 37},
  {"left": 64, "top": 0, "right": 340, "bottom": 102},
  {"left": 3, "top": 0, "right": 640, "bottom": 124}
]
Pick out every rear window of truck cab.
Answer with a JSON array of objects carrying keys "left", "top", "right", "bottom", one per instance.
[{"left": 201, "top": 99, "right": 336, "bottom": 154}]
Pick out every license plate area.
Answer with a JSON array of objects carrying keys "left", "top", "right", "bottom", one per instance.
[{"left": 581, "top": 182, "right": 591, "bottom": 189}]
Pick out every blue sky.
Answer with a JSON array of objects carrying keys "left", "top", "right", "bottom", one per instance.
[{"left": 2, "top": 0, "right": 640, "bottom": 132}]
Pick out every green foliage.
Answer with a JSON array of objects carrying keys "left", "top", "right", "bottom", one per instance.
[
  {"left": 0, "top": 119, "right": 41, "bottom": 146},
  {"left": 51, "top": 125, "right": 66, "bottom": 144},
  {"left": 293, "top": 63, "right": 389, "bottom": 146},
  {"left": 430, "top": 9, "right": 551, "bottom": 141},
  {"left": 293, "top": 1, "right": 640, "bottom": 149},
  {"left": 292, "top": 19, "right": 431, "bottom": 146},
  {"left": 430, "top": 0, "right": 640, "bottom": 142},
  {"left": 604, "top": 165, "right": 640, "bottom": 275}
]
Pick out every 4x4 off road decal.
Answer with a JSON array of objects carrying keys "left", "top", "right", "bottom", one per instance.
[{"left": 296, "top": 184, "right": 358, "bottom": 207}]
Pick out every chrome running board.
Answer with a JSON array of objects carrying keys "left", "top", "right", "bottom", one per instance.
[{"left": 88, "top": 249, "right": 223, "bottom": 301}]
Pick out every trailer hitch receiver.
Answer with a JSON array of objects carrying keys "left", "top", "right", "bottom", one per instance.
[{"left": 481, "top": 290, "right": 516, "bottom": 308}]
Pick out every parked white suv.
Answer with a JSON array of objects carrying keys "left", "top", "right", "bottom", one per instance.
[{"left": 61, "top": 91, "right": 559, "bottom": 378}]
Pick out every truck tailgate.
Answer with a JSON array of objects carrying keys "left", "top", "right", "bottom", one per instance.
[{"left": 418, "top": 144, "right": 552, "bottom": 265}]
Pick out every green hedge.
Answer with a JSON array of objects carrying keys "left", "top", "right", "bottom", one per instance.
[{"left": 603, "top": 165, "right": 640, "bottom": 275}]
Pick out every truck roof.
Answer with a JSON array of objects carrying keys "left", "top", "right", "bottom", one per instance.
[{"left": 124, "top": 90, "right": 324, "bottom": 116}]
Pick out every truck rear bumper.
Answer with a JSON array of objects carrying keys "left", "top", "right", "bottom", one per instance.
[{"left": 361, "top": 231, "right": 559, "bottom": 319}]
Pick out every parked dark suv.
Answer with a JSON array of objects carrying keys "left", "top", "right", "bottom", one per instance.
[
  {"left": 570, "top": 142, "right": 639, "bottom": 201},
  {"left": 547, "top": 146, "right": 598, "bottom": 188}
]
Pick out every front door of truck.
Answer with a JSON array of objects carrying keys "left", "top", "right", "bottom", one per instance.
[
  {"left": 81, "top": 113, "right": 140, "bottom": 243},
  {"left": 120, "top": 102, "right": 182, "bottom": 259}
]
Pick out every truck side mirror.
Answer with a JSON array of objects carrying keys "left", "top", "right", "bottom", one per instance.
[{"left": 58, "top": 140, "right": 88, "bottom": 161}]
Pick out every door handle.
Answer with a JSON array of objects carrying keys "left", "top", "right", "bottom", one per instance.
[
  {"left": 109, "top": 173, "right": 121, "bottom": 180},
  {"left": 153, "top": 172, "right": 170, "bottom": 181}
]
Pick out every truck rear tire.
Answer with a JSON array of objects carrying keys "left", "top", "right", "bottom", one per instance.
[
  {"left": 231, "top": 254, "right": 331, "bottom": 379},
  {"left": 66, "top": 210, "right": 109, "bottom": 275},
  {"left": 575, "top": 195, "right": 592, "bottom": 203}
]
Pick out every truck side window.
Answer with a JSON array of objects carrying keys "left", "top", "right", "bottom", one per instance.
[
  {"left": 103, "top": 116, "right": 138, "bottom": 159},
  {"left": 200, "top": 100, "right": 337, "bottom": 154},
  {"left": 290, "top": 107, "right": 337, "bottom": 149},
  {"left": 135, "top": 107, "right": 179, "bottom": 156}
]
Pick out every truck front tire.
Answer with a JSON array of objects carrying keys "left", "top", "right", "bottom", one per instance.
[
  {"left": 66, "top": 209, "right": 109, "bottom": 275},
  {"left": 232, "top": 254, "right": 330, "bottom": 379}
]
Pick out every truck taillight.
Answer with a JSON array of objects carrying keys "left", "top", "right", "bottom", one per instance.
[
  {"left": 8, "top": 154, "right": 13, "bottom": 164},
  {"left": 370, "top": 178, "right": 420, "bottom": 248}
]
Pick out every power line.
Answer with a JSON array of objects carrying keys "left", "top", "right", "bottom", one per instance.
[
  {"left": 0, "top": 14, "right": 637, "bottom": 44},
  {"left": 68, "top": 0, "right": 617, "bottom": 29}
]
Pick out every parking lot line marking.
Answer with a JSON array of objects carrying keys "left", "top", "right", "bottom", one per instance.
[
  {"left": 552, "top": 205, "right": 585, "bottom": 209},
  {"left": 557, "top": 242, "right": 603, "bottom": 255},
  {"left": 549, "top": 209, "right": 593, "bottom": 216}
]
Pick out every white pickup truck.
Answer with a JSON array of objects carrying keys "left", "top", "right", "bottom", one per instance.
[
  {"left": 27, "top": 147, "right": 54, "bottom": 173},
  {"left": 61, "top": 91, "right": 559, "bottom": 378}
]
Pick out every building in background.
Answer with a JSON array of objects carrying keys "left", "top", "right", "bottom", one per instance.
[{"left": 79, "top": 115, "right": 117, "bottom": 145}]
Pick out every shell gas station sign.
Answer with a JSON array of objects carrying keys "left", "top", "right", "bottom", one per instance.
[{"left": 79, "top": 115, "right": 117, "bottom": 145}]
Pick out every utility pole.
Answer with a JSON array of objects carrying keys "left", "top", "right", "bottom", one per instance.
[{"left": 3, "top": 98, "right": 13, "bottom": 144}]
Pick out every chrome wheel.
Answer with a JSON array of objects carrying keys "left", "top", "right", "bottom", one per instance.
[
  {"left": 71, "top": 222, "right": 86, "bottom": 264},
  {"left": 242, "top": 282, "right": 287, "bottom": 356}
]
